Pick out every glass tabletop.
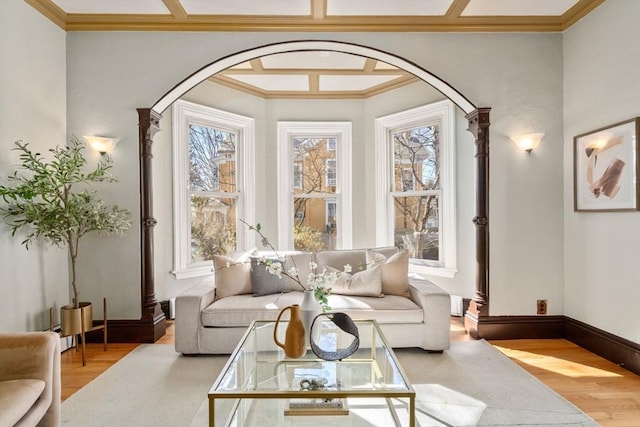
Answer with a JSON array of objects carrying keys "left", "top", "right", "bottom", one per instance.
[{"left": 210, "top": 319, "right": 412, "bottom": 397}]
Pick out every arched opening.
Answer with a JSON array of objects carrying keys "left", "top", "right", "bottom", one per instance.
[
  {"left": 137, "top": 40, "right": 489, "bottom": 341},
  {"left": 152, "top": 41, "right": 476, "bottom": 115}
]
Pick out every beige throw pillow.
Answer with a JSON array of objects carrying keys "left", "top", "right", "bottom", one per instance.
[
  {"left": 328, "top": 264, "right": 383, "bottom": 297},
  {"left": 366, "top": 249, "right": 411, "bottom": 298},
  {"left": 213, "top": 248, "right": 256, "bottom": 299}
]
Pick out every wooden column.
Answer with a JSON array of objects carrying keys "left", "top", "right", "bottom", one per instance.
[
  {"left": 464, "top": 108, "right": 491, "bottom": 339},
  {"left": 137, "top": 108, "right": 166, "bottom": 342}
]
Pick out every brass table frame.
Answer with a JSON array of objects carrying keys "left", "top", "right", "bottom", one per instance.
[{"left": 208, "top": 319, "right": 415, "bottom": 427}]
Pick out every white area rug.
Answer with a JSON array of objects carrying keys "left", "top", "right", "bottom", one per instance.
[{"left": 62, "top": 340, "right": 597, "bottom": 426}]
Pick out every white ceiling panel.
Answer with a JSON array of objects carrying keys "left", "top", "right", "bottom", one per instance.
[
  {"left": 227, "top": 75, "right": 309, "bottom": 91},
  {"left": 462, "top": 0, "right": 580, "bottom": 16},
  {"left": 261, "top": 52, "right": 366, "bottom": 70},
  {"left": 229, "top": 62, "right": 253, "bottom": 70},
  {"left": 181, "top": 0, "right": 310, "bottom": 15},
  {"left": 320, "top": 75, "right": 401, "bottom": 91},
  {"left": 375, "top": 61, "right": 400, "bottom": 71},
  {"left": 52, "top": 0, "right": 170, "bottom": 14},
  {"left": 326, "top": 0, "right": 453, "bottom": 16}
]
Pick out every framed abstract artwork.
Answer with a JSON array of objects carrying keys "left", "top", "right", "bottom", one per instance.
[{"left": 573, "top": 118, "right": 639, "bottom": 211}]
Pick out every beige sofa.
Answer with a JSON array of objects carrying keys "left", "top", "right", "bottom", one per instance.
[
  {"left": 0, "top": 332, "right": 61, "bottom": 427},
  {"left": 175, "top": 247, "right": 451, "bottom": 355}
]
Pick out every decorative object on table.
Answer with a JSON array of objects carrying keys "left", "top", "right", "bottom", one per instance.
[
  {"left": 574, "top": 117, "right": 640, "bottom": 211},
  {"left": 273, "top": 304, "right": 306, "bottom": 358},
  {"left": 309, "top": 312, "right": 360, "bottom": 361},
  {"left": 0, "top": 137, "right": 130, "bottom": 361},
  {"left": 300, "top": 289, "right": 322, "bottom": 343},
  {"left": 286, "top": 370, "right": 348, "bottom": 416},
  {"left": 285, "top": 397, "right": 348, "bottom": 416}
]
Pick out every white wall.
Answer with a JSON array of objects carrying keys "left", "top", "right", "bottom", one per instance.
[
  {"left": 65, "top": 31, "right": 564, "bottom": 319},
  {"left": 563, "top": 0, "right": 640, "bottom": 342},
  {"left": 0, "top": 1, "right": 68, "bottom": 332}
]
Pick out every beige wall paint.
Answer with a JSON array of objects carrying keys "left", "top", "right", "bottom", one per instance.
[
  {"left": 563, "top": 0, "right": 640, "bottom": 342},
  {"left": 0, "top": 0, "right": 68, "bottom": 332}
]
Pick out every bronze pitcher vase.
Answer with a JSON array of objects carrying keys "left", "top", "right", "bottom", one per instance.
[{"left": 273, "top": 304, "right": 306, "bottom": 358}]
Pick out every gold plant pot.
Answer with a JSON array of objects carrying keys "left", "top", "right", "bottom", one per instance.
[{"left": 60, "top": 302, "right": 93, "bottom": 336}]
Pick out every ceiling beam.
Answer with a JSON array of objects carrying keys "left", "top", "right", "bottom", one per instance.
[{"left": 162, "top": 0, "right": 188, "bottom": 20}]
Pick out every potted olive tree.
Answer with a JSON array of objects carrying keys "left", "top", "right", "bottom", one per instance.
[{"left": 0, "top": 137, "right": 131, "bottom": 335}]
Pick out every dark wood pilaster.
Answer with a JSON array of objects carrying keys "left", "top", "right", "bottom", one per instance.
[
  {"left": 464, "top": 108, "right": 491, "bottom": 338},
  {"left": 136, "top": 108, "right": 166, "bottom": 342}
]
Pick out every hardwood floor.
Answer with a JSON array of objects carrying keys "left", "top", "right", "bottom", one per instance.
[{"left": 62, "top": 319, "right": 640, "bottom": 426}]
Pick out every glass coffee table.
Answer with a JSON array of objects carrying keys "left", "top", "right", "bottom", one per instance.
[{"left": 208, "top": 319, "right": 415, "bottom": 426}]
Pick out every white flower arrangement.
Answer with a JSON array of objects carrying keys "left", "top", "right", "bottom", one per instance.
[{"left": 243, "top": 220, "right": 351, "bottom": 312}]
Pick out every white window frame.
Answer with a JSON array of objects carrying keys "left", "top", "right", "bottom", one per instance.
[
  {"left": 277, "top": 122, "right": 352, "bottom": 250},
  {"left": 375, "top": 100, "right": 457, "bottom": 278},
  {"left": 172, "top": 100, "right": 255, "bottom": 279}
]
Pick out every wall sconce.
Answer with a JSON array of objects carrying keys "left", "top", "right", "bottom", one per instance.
[
  {"left": 84, "top": 136, "right": 120, "bottom": 156},
  {"left": 512, "top": 133, "right": 544, "bottom": 153}
]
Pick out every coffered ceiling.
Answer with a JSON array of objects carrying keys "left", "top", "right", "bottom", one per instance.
[
  {"left": 25, "top": 0, "right": 605, "bottom": 99},
  {"left": 26, "top": 0, "right": 604, "bottom": 32},
  {"left": 212, "top": 52, "right": 418, "bottom": 99}
]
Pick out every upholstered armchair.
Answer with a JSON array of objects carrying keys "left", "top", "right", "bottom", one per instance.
[{"left": 0, "top": 332, "right": 60, "bottom": 427}]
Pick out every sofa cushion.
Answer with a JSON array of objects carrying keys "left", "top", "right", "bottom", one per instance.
[
  {"left": 316, "top": 247, "right": 398, "bottom": 272},
  {"left": 367, "top": 249, "right": 411, "bottom": 298},
  {"left": 201, "top": 291, "right": 423, "bottom": 328},
  {"left": 327, "top": 294, "right": 423, "bottom": 324},
  {"left": 328, "top": 264, "right": 383, "bottom": 297},
  {"left": 0, "top": 379, "right": 45, "bottom": 427},
  {"left": 250, "top": 258, "right": 291, "bottom": 297},
  {"left": 213, "top": 248, "right": 256, "bottom": 300},
  {"left": 202, "top": 292, "right": 304, "bottom": 327}
]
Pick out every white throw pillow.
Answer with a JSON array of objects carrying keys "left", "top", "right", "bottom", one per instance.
[{"left": 328, "top": 264, "right": 383, "bottom": 297}]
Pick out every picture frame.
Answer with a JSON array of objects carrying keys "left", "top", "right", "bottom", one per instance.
[{"left": 573, "top": 118, "right": 640, "bottom": 212}]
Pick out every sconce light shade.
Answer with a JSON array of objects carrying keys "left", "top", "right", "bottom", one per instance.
[
  {"left": 84, "top": 136, "right": 120, "bottom": 155},
  {"left": 513, "top": 133, "right": 544, "bottom": 153}
]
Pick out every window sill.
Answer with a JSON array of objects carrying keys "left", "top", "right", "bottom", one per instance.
[
  {"left": 172, "top": 263, "right": 213, "bottom": 280},
  {"left": 409, "top": 263, "right": 457, "bottom": 279}
]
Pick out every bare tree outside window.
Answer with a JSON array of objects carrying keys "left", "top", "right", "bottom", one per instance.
[
  {"left": 292, "top": 136, "right": 338, "bottom": 251},
  {"left": 392, "top": 124, "right": 440, "bottom": 261},
  {"left": 189, "top": 124, "right": 238, "bottom": 261}
]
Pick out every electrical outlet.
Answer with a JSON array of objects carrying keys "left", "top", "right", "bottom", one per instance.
[{"left": 537, "top": 300, "right": 547, "bottom": 315}]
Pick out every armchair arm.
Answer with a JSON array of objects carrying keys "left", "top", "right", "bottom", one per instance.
[
  {"left": 408, "top": 277, "right": 451, "bottom": 351},
  {"left": 174, "top": 276, "right": 216, "bottom": 354},
  {"left": 0, "top": 332, "right": 60, "bottom": 427}
]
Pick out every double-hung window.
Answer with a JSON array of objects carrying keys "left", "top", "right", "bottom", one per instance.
[
  {"left": 277, "top": 123, "right": 352, "bottom": 251},
  {"left": 375, "top": 100, "right": 457, "bottom": 278},
  {"left": 172, "top": 100, "right": 255, "bottom": 279}
]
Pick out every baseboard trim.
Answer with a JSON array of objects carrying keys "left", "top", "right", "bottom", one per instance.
[
  {"left": 86, "top": 316, "right": 166, "bottom": 343},
  {"left": 473, "top": 314, "right": 640, "bottom": 376},
  {"left": 565, "top": 317, "right": 640, "bottom": 376},
  {"left": 475, "top": 315, "right": 565, "bottom": 339}
]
